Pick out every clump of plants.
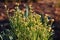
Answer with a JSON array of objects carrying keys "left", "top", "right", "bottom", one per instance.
[{"left": 8, "top": 5, "right": 54, "bottom": 40}]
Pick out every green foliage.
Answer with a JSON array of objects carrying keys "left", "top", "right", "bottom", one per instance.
[
  {"left": 0, "top": 29, "right": 17, "bottom": 40},
  {"left": 8, "top": 6, "right": 54, "bottom": 40}
]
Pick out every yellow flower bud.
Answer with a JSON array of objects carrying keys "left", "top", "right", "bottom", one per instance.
[
  {"left": 52, "top": 29, "right": 54, "bottom": 32},
  {"left": 51, "top": 19, "right": 54, "bottom": 22},
  {"left": 48, "top": 27, "right": 51, "bottom": 32},
  {"left": 45, "top": 14, "right": 49, "bottom": 16},
  {"left": 4, "top": 5, "right": 7, "bottom": 8},
  {"left": 15, "top": 2, "right": 19, "bottom": 6}
]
